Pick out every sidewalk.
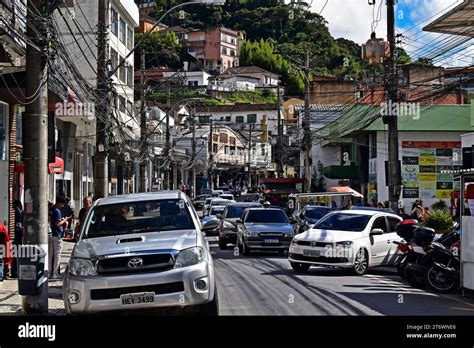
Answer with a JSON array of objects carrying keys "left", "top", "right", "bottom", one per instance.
[
  {"left": 0, "top": 240, "right": 74, "bottom": 315},
  {"left": 0, "top": 278, "right": 66, "bottom": 315}
]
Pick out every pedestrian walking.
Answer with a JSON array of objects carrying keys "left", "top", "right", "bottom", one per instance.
[
  {"left": 0, "top": 223, "right": 12, "bottom": 281},
  {"left": 49, "top": 197, "right": 70, "bottom": 279},
  {"left": 61, "top": 197, "right": 74, "bottom": 229},
  {"left": 75, "top": 196, "right": 92, "bottom": 240}
]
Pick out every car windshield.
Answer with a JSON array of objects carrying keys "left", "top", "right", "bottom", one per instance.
[
  {"left": 314, "top": 213, "right": 371, "bottom": 232},
  {"left": 210, "top": 206, "right": 225, "bottom": 215},
  {"left": 245, "top": 210, "right": 289, "bottom": 223},
  {"left": 305, "top": 208, "right": 332, "bottom": 219},
  {"left": 211, "top": 200, "right": 232, "bottom": 207},
  {"left": 225, "top": 205, "right": 260, "bottom": 218},
  {"left": 83, "top": 199, "right": 195, "bottom": 238}
]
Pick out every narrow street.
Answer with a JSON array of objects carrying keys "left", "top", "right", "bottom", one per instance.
[{"left": 207, "top": 238, "right": 474, "bottom": 316}]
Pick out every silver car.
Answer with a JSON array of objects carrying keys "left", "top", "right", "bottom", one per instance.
[
  {"left": 63, "top": 191, "right": 218, "bottom": 315},
  {"left": 236, "top": 208, "right": 295, "bottom": 255}
]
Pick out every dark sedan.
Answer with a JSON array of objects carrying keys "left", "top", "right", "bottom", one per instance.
[
  {"left": 236, "top": 208, "right": 295, "bottom": 255},
  {"left": 294, "top": 206, "right": 333, "bottom": 234},
  {"left": 217, "top": 202, "right": 262, "bottom": 249}
]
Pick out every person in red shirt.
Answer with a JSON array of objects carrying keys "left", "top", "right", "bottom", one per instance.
[{"left": 0, "top": 223, "right": 13, "bottom": 280}]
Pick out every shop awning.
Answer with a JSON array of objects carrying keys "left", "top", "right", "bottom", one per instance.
[
  {"left": 328, "top": 186, "right": 364, "bottom": 198},
  {"left": 323, "top": 165, "right": 359, "bottom": 179},
  {"left": 48, "top": 156, "right": 64, "bottom": 174}
]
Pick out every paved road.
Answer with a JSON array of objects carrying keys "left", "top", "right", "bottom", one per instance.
[
  {"left": 19, "top": 237, "right": 473, "bottom": 316},
  {"left": 207, "top": 238, "right": 474, "bottom": 316}
]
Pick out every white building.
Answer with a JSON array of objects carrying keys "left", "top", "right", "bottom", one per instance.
[
  {"left": 53, "top": 0, "right": 139, "bottom": 207},
  {"left": 194, "top": 104, "right": 279, "bottom": 135},
  {"left": 162, "top": 70, "right": 211, "bottom": 87}
]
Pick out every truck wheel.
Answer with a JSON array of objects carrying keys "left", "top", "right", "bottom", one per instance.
[{"left": 199, "top": 287, "right": 219, "bottom": 316}]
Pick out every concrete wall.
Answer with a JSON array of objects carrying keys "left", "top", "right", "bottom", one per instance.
[{"left": 310, "top": 81, "right": 357, "bottom": 105}]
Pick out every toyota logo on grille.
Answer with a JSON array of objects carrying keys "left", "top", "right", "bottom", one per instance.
[{"left": 128, "top": 257, "right": 144, "bottom": 269}]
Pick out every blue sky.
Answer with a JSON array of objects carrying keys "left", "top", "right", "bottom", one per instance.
[{"left": 305, "top": 0, "right": 472, "bottom": 67}]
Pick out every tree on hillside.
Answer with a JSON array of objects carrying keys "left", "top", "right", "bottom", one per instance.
[
  {"left": 134, "top": 31, "right": 187, "bottom": 69},
  {"left": 239, "top": 39, "right": 304, "bottom": 94}
]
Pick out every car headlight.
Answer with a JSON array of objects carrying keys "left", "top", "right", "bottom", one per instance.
[
  {"left": 243, "top": 229, "right": 252, "bottom": 237},
  {"left": 68, "top": 258, "right": 97, "bottom": 276},
  {"left": 335, "top": 241, "right": 353, "bottom": 248},
  {"left": 287, "top": 230, "right": 295, "bottom": 237},
  {"left": 291, "top": 238, "right": 299, "bottom": 246},
  {"left": 223, "top": 220, "right": 235, "bottom": 229},
  {"left": 175, "top": 247, "right": 204, "bottom": 268}
]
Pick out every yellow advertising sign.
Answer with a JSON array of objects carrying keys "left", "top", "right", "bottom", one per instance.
[
  {"left": 419, "top": 181, "right": 436, "bottom": 189},
  {"left": 419, "top": 156, "right": 436, "bottom": 165},
  {"left": 419, "top": 173, "right": 436, "bottom": 182},
  {"left": 436, "top": 190, "right": 452, "bottom": 199}
]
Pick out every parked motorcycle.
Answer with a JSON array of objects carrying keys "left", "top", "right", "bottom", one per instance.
[
  {"left": 403, "top": 225, "right": 436, "bottom": 288},
  {"left": 403, "top": 227, "right": 460, "bottom": 290},
  {"left": 424, "top": 237, "right": 461, "bottom": 293},
  {"left": 394, "top": 219, "right": 419, "bottom": 279}
]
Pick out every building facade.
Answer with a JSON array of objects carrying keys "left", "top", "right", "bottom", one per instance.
[{"left": 187, "top": 27, "right": 239, "bottom": 73}]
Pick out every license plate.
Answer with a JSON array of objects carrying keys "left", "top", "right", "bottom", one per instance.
[
  {"left": 264, "top": 239, "right": 279, "bottom": 243},
  {"left": 120, "top": 292, "right": 155, "bottom": 306},
  {"left": 303, "top": 249, "right": 320, "bottom": 257}
]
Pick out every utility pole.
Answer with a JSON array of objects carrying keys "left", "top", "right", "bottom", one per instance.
[
  {"left": 163, "top": 83, "right": 171, "bottom": 190},
  {"left": 191, "top": 107, "right": 196, "bottom": 198},
  {"left": 248, "top": 124, "right": 253, "bottom": 190},
  {"left": 385, "top": 0, "right": 401, "bottom": 211},
  {"left": 303, "top": 50, "right": 312, "bottom": 193},
  {"left": 94, "top": 0, "right": 110, "bottom": 199},
  {"left": 22, "top": 0, "right": 49, "bottom": 314},
  {"left": 276, "top": 84, "right": 284, "bottom": 178},
  {"left": 208, "top": 118, "right": 213, "bottom": 190},
  {"left": 139, "top": 49, "right": 147, "bottom": 192}
]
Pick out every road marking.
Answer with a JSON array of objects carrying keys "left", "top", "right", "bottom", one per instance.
[
  {"left": 450, "top": 307, "right": 474, "bottom": 311},
  {"left": 441, "top": 294, "right": 474, "bottom": 308}
]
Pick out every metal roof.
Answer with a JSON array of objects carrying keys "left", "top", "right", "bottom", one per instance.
[{"left": 423, "top": 0, "right": 474, "bottom": 37}]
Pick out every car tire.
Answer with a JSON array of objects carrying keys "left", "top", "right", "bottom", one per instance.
[
  {"left": 353, "top": 249, "right": 369, "bottom": 276},
  {"left": 406, "top": 269, "right": 426, "bottom": 289},
  {"left": 219, "top": 238, "right": 227, "bottom": 250},
  {"left": 198, "top": 286, "right": 219, "bottom": 316},
  {"left": 290, "top": 261, "right": 310, "bottom": 273}
]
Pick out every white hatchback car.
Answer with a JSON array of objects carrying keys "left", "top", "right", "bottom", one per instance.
[{"left": 288, "top": 210, "right": 402, "bottom": 275}]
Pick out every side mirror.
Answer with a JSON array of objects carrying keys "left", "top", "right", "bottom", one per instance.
[
  {"left": 370, "top": 228, "right": 384, "bottom": 235},
  {"left": 216, "top": 214, "right": 223, "bottom": 219},
  {"left": 236, "top": 219, "right": 242, "bottom": 224}
]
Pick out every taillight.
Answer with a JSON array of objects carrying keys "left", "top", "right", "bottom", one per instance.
[
  {"left": 400, "top": 219, "right": 418, "bottom": 225},
  {"left": 397, "top": 243, "right": 409, "bottom": 252}
]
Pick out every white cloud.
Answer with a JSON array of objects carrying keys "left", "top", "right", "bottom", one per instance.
[
  {"left": 309, "top": 0, "right": 387, "bottom": 44},
  {"left": 306, "top": 0, "right": 470, "bottom": 67}
]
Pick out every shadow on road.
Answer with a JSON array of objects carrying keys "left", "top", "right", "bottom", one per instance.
[{"left": 213, "top": 249, "right": 288, "bottom": 260}]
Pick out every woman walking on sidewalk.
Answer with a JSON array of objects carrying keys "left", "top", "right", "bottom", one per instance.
[{"left": 0, "top": 223, "right": 13, "bottom": 281}]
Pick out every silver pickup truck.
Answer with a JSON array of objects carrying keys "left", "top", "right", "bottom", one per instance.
[{"left": 63, "top": 191, "right": 218, "bottom": 315}]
